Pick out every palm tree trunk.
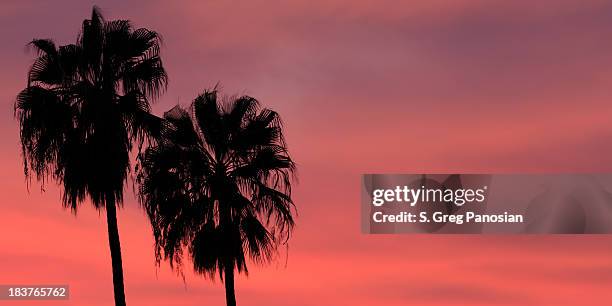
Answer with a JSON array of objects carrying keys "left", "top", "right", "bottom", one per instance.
[
  {"left": 106, "top": 200, "right": 127, "bottom": 306},
  {"left": 224, "top": 264, "right": 237, "bottom": 306}
]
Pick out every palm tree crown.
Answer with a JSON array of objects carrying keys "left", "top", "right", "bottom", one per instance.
[
  {"left": 16, "top": 7, "right": 167, "bottom": 208},
  {"left": 15, "top": 7, "right": 167, "bottom": 306},
  {"left": 138, "top": 89, "right": 296, "bottom": 306}
]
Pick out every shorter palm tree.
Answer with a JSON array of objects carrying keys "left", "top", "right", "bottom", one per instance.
[{"left": 137, "top": 89, "right": 296, "bottom": 306}]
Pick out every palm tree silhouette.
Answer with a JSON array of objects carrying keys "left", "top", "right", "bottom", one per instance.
[
  {"left": 137, "top": 89, "right": 296, "bottom": 306},
  {"left": 14, "top": 7, "right": 167, "bottom": 306}
]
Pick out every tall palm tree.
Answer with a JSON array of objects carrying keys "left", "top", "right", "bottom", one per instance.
[
  {"left": 137, "top": 90, "right": 296, "bottom": 306},
  {"left": 15, "top": 7, "right": 167, "bottom": 306}
]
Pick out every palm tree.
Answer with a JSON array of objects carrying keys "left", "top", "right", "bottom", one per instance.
[
  {"left": 15, "top": 7, "right": 167, "bottom": 306},
  {"left": 137, "top": 90, "right": 296, "bottom": 306}
]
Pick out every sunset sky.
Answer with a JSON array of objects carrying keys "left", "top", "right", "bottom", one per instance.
[{"left": 2, "top": 0, "right": 612, "bottom": 305}]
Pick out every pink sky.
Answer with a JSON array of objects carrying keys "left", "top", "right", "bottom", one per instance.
[{"left": 2, "top": 1, "right": 612, "bottom": 305}]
